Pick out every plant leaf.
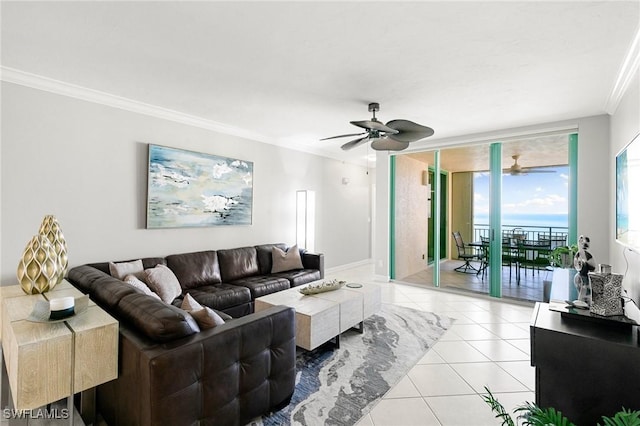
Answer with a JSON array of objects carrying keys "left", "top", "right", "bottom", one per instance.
[
  {"left": 598, "top": 408, "right": 640, "bottom": 426},
  {"left": 482, "top": 386, "right": 515, "bottom": 426},
  {"left": 515, "top": 402, "right": 576, "bottom": 426}
]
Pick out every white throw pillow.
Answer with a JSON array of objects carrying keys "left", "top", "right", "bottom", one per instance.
[
  {"left": 181, "top": 293, "right": 203, "bottom": 311},
  {"left": 181, "top": 293, "right": 225, "bottom": 329},
  {"left": 271, "top": 245, "right": 304, "bottom": 273},
  {"left": 109, "top": 259, "right": 144, "bottom": 280},
  {"left": 123, "top": 274, "right": 161, "bottom": 300},
  {"left": 144, "top": 264, "right": 182, "bottom": 303}
]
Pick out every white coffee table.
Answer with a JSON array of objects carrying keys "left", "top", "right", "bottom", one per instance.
[{"left": 254, "top": 282, "right": 381, "bottom": 351}]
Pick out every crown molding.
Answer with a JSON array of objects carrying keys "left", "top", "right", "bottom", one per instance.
[
  {"left": 605, "top": 25, "right": 640, "bottom": 115},
  {"left": 0, "top": 66, "right": 372, "bottom": 168},
  {"left": 0, "top": 66, "right": 275, "bottom": 144}
]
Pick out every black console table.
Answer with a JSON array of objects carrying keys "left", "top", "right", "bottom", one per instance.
[{"left": 531, "top": 300, "right": 640, "bottom": 424}]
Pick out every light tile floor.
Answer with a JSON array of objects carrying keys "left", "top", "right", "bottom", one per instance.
[{"left": 325, "top": 264, "right": 536, "bottom": 426}]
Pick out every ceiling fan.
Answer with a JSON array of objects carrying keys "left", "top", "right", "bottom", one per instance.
[
  {"left": 504, "top": 155, "right": 556, "bottom": 175},
  {"left": 321, "top": 102, "right": 434, "bottom": 151}
]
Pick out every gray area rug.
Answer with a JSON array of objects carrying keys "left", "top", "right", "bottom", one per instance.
[{"left": 255, "top": 304, "right": 453, "bottom": 426}]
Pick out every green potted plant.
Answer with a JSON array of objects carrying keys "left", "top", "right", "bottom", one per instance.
[
  {"left": 549, "top": 244, "right": 578, "bottom": 268},
  {"left": 482, "top": 387, "right": 640, "bottom": 426}
]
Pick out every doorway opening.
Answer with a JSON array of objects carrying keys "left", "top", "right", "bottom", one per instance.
[{"left": 391, "top": 133, "right": 575, "bottom": 303}]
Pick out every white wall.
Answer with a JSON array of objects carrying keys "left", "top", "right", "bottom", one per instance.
[
  {"left": 574, "top": 115, "right": 611, "bottom": 264},
  {"left": 0, "top": 82, "right": 372, "bottom": 283},
  {"left": 374, "top": 115, "right": 612, "bottom": 283},
  {"left": 610, "top": 69, "right": 640, "bottom": 303}
]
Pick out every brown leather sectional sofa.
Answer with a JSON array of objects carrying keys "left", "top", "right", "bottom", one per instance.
[{"left": 67, "top": 243, "right": 324, "bottom": 426}]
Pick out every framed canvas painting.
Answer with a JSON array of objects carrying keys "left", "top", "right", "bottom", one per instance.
[{"left": 146, "top": 144, "right": 253, "bottom": 228}]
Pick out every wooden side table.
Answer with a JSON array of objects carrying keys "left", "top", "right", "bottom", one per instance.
[{"left": 1, "top": 280, "right": 118, "bottom": 423}]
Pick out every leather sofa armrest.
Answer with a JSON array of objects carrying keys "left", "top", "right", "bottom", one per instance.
[
  {"left": 302, "top": 252, "right": 324, "bottom": 279},
  {"left": 107, "top": 305, "right": 296, "bottom": 426}
]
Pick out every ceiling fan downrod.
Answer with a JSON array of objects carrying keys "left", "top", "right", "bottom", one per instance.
[{"left": 368, "top": 102, "right": 380, "bottom": 121}]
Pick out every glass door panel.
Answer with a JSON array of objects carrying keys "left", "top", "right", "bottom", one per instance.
[{"left": 391, "top": 133, "right": 574, "bottom": 303}]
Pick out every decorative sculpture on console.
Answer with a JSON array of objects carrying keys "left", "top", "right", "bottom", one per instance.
[{"left": 572, "top": 235, "right": 596, "bottom": 308}]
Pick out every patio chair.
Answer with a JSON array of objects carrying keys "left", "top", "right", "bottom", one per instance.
[
  {"left": 452, "top": 231, "right": 480, "bottom": 273},
  {"left": 502, "top": 236, "right": 519, "bottom": 283},
  {"left": 478, "top": 236, "right": 490, "bottom": 279},
  {"left": 518, "top": 239, "right": 552, "bottom": 277}
]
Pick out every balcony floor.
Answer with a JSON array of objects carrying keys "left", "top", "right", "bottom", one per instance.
[{"left": 398, "top": 260, "right": 549, "bottom": 303}]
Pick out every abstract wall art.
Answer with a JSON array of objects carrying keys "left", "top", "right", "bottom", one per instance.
[{"left": 146, "top": 144, "right": 253, "bottom": 228}]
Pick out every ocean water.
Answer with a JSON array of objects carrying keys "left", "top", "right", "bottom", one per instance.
[{"left": 473, "top": 213, "right": 568, "bottom": 229}]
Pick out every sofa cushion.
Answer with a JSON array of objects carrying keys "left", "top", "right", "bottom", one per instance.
[
  {"left": 166, "top": 250, "right": 222, "bottom": 289},
  {"left": 92, "top": 275, "right": 140, "bottom": 311},
  {"left": 271, "top": 245, "right": 303, "bottom": 273},
  {"left": 256, "top": 243, "right": 287, "bottom": 275},
  {"left": 109, "top": 259, "right": 144, "bottom": 280},
  {"left": 145, "top": 264, "right": 182, "bottom": 303},
  {"left": 181, "top": 294, "right": 225, "bottom": 329},
  {"left": 186, "top": 283, "right": 252, "bottom": 312},
  {"left": 272, "top": 269, "right": 322, "bottom": 287},
  {"left": 230, "top": 276, "right": 290, "bottom": 299},
  {"left": 67, "top": 266, "right": 199, "bottom": 342},
  {"left": 117, "top": 293, "right": 199, "bottom": 342},
  {"left": 217, "top": 246, "right": 259, "bottom": 282},
  {"left": 123, "top": 274, "right": 161, "bottom": 300}
]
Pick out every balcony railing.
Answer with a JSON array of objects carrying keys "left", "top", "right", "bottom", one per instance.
[{"left": 473, "top": 224, "right": 569, "bottom": 249}]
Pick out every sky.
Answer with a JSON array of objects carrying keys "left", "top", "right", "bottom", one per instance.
[{"left": 473, "top": 165, "right": 570, "bottom": 217}]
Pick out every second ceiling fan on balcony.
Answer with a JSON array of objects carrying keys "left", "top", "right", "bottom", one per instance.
[
  {"left": 321, "top": 102, "right": 435, "bottom": 151},
  {"left": 504, "top": 155, "right": 556, "bottom": 175}
]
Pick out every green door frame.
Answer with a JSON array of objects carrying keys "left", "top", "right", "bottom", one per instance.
[
  {"left": 568, "top": 133, "right": 578, "bottom": 245},
  {"left": 390, "top": 156, "right": 396, "bottom": 280},
  {"left": 433, "top": 151, "right": 441, "bottom": 287},
  {"left": 427, "top": 166, "right": 449, "bottom": 265},
  {"left": 489, "top": 143, "right": 502, "bottom": 298}
]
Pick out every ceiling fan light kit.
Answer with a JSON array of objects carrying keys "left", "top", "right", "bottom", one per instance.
[{"left": 321, "top": 102, "right": 434, "bottom": 152}]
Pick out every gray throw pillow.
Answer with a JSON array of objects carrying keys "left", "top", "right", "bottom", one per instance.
[
  {"left": 109, "top": 259, "right": 144, "bottom": 280},
  {"left": 144, "top": 264, "right": 182, "bottom": 303},
  {"left": 181, "top": 293, "right": 225, "bottom": 329},
  {"left": 271, "top": 245, "right": 304, "bottom": 273},
  {"left": 123, "top": 274, "right": 161, "bottom": 300}
]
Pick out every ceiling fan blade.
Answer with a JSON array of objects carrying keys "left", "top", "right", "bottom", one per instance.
[
  {"left": 341, "top": 136, "right": 370, "bottom": 151},
  {"left": 385, "top": 120, "right": 435, "bottom": 143},
  {"left": 350, "top": 120, "right": 399, "bottom": 134},
  {"left": 522, "top": 169, "right": 556, "bottom": 173},
  {"left": 371, "top": 138, "right": 410, "bottom": 151},
  {"left": 320, "top": 132, "right": 367, "bottom": 141}
]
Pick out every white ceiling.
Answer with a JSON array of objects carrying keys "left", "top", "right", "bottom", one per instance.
[{"left": 2, "top": 1, "right": 639, "bottom": 166}]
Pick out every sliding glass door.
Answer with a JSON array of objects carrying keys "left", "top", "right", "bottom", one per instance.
[{"left": 390, "top": 133, "right": 576, "bottom": 301}]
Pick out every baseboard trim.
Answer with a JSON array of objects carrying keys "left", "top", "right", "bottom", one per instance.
[{"left": 326, "top": 259, "right": 372, "bottom": 275}]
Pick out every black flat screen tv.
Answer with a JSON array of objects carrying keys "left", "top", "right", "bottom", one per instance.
[{"left": 616, "top": 132, "right": 640, "bottom": 252}]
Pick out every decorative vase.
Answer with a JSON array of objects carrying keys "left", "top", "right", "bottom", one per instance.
[
  {"left": 17, "top": 235, "right": 60, "bottom": 294},
  {"left": 38, "top": 215, "right": 68, "bottom": 284}
]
